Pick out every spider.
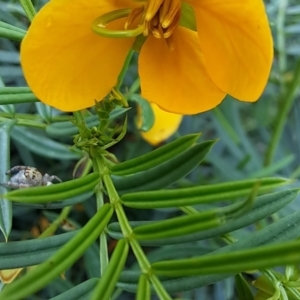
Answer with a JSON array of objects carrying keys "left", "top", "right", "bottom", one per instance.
[{"left": 1, "top": 166, "right": 62, "bottom": 189}]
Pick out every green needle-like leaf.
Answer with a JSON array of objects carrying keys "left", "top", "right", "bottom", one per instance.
[
  {"left": 0, "top": 231, "right": 78, "bottom": 269},
  {"left": 19, "top": 0, "right": 36, "bottom": 21},
  {"left": 111, "top": 133, "right": 200, "bottom": 176},
  {"left": 235, "top": 274, "right": 254, "bottom": 300},
  {"left": 113, "top": 140, "right": 216, "bottom": 194},
  {"left": 11, "top": 127, "right": 81, "bottom": 160},
  {"left": 121, "top": 177, "right": 289, "bottom": 208},
  {"left": 13, "top": 191, "right": 94, "bottom": 209},
  {"left": 0, "top": 22, "right": 26, "bottom": 42},
  {"left": 50, "top": 278, "right": 99, "bottom": 300},
  {"left": 0, "top": 87, "right": 38, "bottom": 104},
  {"left": 35, "top": 102, "right": 53, "bottom": 123},
  {"left": 109, "top": 189, "right": 298, "bottom": 245},
  {"left": 136, "top": 274, "right": 150, "bottom": 300},
  {"left": 91, "top": 239, "right": 129, "bottom": 300},
  {"left": 133, "top": 210, "right": 222, "bottom": 240},
  {"left": 151, "top": 239, "right": 300, "bottom": 277},
  {"left": 0, "top": 119, "right": 16, "bottom": 240},
  {"left": 3, "top": 173, "right": 100, "bottom": 203},
  {"left": 117, "top": 191, "right": 300, "bottom": 293},
  {"left": 0, "top": 204, "right": 113, "bottom": 300}
]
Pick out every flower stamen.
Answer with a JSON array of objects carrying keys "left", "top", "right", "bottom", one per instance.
[
  {"left": 147, "top": 14, "right": 163, "bottom": 38},
  {"left": 161, "top": 0, "right": 181, "bottom": 28},
  {"left": 144, "top": 0, "right": 181, "bottom": 42},
  {"left": 159, "top": 0, "right": 172, "bottom": 23},
  {"left": 163, "top": 10, "right": 180, "bottom": 38},
  {"left": 145, "top": 0, "right": 164, "bottom": 21},
  {"left": 92, "top": 1, "right": 181, "bottom": 44}
]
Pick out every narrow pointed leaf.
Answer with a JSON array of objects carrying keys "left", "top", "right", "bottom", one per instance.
[
  {"left": 19, "top": 0, "right": 36, "bottom": 21},
  {"left": 35, "top": 102, "right": 52, "bottom": 123},
  {"left": 133, "top": 210, "right": 222, "bottom": 240},
  {"left": 3, "top": 173, "right": 100, "bottom": 203},
  {"left": 121, "top": 177, "right": 289, "bottom": 208},
  {"left": 0, "top": 104, "right": 15, "bottom": 115},
  {"left": 11, "top": 127, "right": 81, "bottom": 160},
  {"left": 136, "top": 274, "right": 150, "bottom": 300},
  {"left": 50, "top": 279, "right": 98, "bottom": 300},
  {"left": 113, "top": 140, "right": 216, "bottom": 194},
  {"left": 111, "top": 133, "right": 200, "bottom": 176},
  {"left": 14, "top": 191, "right": 94, "bottom": 209},
  {"left": 0, "top": 87, "right": 32, "bottom": 94},
  {"left": 235, "top": 274, "right": 254, "bottom": 300},
  {"left": 0, "top": 231, "right": 78, "bottom": 269},
  {"left": 151, "top": 239, "right": 300, "bottom": 277},
  {"left": 0, "top": 87, "right": 38, "bottom": 104},
  {"left": 0, "top": 119, "right": 17, "bottom": 240},
  {"left": 0, "top": 204, "right": 113, "bottom": 300},
  {"left": 117, "top": 204, "right": 300, "bottom": 293},
  {"left": 91, "top": 239, "right": 128, "bottom": 300},
  {"left": 109, "top": 189, "right": 298, "bottom": 245},
  {"left": 0, "top": 22, "right": 26, "bottom": 41}
]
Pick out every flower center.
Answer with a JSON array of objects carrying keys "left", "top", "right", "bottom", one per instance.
[
  {"left": 127, "top": 0, "right": 181, "bottom": 39},
  {"left": 92, "top": 0, "right": 181, "bottom": 41}
]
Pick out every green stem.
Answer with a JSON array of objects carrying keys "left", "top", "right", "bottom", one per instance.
[
  {"left": 150, "top": 275, "right": 172, "bottom": 300},
  {"left": 73, "top": 110, "right": 91, "bottom": 139},
  {"left": 0, "top": 117, "right": 46, "bottom": 129},
  {"left": 0, "top": 112, "right": 40, "bottom": 120},
  {"left": 0, "top": 112, "right": 71, "bottom": 122},
  {"left": 116, "top": 50, "right": 134, "bottom": 89},
  {"left": 0, "top": 204, "right": 113, "bottom": 300},
  {"left": 180, "top": 206, "right": 199, "bottom": 215},
  {"left": 93, "top": 157, "right": 109, "bottom": 275},
  {"left": 99, "top": 155, "right": 171, "bottom": 299},
  {"left": 212, "top": 107, "right": 240, "bottom": 144},
  {"left": 264, "top": 59, "right": 300, "bottom": 166},
  {"left": 276, "top": 0, "right": 288, "bottom": 94},
  {"left": 73, "top": 111, "right": 85, "bottom": 129},
  {"left": 39, "top": 206, "right": 72, "bottom": 238},
  {"left": 128, "top": 78, "right": 140, "bottom": 94}
]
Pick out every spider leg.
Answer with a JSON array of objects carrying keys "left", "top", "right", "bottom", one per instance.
[
  {"left": 52, "top": 175, "right": 62, "bottom": 183},
  {"left": 42, "top": 174, "right": 62, "bottom": 185}
]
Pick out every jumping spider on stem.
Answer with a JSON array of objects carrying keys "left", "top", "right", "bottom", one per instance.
[{"left": 1, "top": 166, "right": 62, "bottom": 189}]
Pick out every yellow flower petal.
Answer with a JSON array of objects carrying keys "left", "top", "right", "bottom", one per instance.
[
  {"left": 21, "top": 0, "right": 136, "bottom": 111},
  {"left": 139, "top": 26, "right": 226, "bottom": 115},
  {"left": 138, "top": 103, "right": 183, "bottom": 146},
  {"left": 188, "top": 0, "right": 273, "bottom": 101}
]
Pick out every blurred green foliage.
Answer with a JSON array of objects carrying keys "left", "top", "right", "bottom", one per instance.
[{"left": 0, "top": 0, "right": 300, "bottom": 299}]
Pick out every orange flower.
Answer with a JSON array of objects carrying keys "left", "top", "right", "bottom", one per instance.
[{"left": 21, "top": 0, "right": 273, "bottom": 114}]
